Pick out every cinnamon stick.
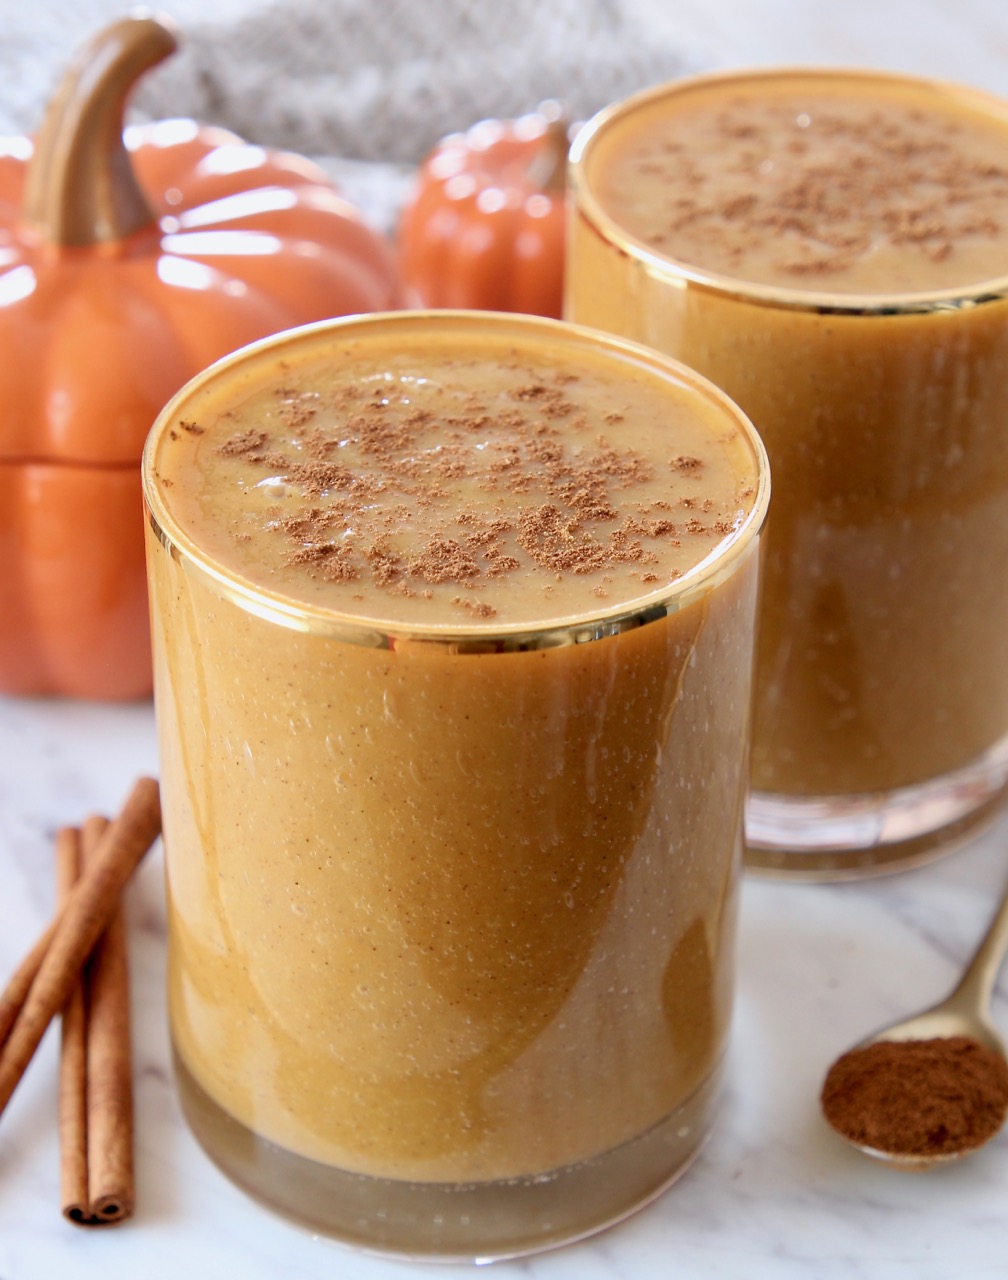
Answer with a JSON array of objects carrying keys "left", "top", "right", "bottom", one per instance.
[
  {"left": 56, "top": 827, "right": 89, "bottom": 1224},
  {"left": 0, "top": 918, "right": 57, "bottom": 1049},
  {"left": 0, "top": 777, "right": 161, "bottom": 1122},
  {"left": 81, "top": 813, "right": 134, "bottom": 1225}
]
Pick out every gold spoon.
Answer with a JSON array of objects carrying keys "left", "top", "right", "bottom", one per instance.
[{"left": 821, "top": 874, "right": 1008, "bottom": 1169}]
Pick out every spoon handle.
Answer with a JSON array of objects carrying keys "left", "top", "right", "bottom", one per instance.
[{"left": 949, "top": 873, "right": 1008, "bottom": 1013}]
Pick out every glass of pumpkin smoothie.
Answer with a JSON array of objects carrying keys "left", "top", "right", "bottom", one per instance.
[
  {"left": 141, "top": 311, "right": 767, "bottom": 1259},
  {"left": 568, "top": 68, "right": 1008, "bottom": 877}
]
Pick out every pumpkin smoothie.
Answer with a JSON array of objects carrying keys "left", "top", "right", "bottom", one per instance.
[
  {"left": 142, "top": 312, "right": 767, "bottom": 1257},
  {"left": 568, "top": 69, "right": 1008, "bottom": 874}
]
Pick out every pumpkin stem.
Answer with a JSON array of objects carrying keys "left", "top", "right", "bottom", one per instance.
[
  {"left": 524, "top": 102, "right": 571, "bottom": 196},
  {"left": 22, "top": 14, "right": 179, "bottom": 247}
]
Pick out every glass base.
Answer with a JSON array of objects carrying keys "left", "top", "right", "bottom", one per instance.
[
  {"left": 745, "top": 731, "right": 1008, "bottom": 880},
  {"left": 174, "top": 1048, "right": 722, "bottom": 1262}
]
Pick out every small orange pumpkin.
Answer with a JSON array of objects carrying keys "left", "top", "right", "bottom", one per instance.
[
  {"left": 0, "top": 15, "right": 402, "bottom": 700},
  {"left": 397, "top": 104, "right": 569, "bottom": 319}
]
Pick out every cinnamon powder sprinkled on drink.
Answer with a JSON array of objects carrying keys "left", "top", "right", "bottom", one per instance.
[
  {"left": 175, "top": 357, "right": 751, "bottom": 622},
  {"left": 597, "top": 82, "right": 1008, "bottom": 290}
]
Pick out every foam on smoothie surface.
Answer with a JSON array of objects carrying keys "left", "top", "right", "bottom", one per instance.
[
  {"left": 150, "top": 331, "right": 759, "bottom": 630},
  {"left": 590, "top": 75, "right": 1008, "bottom": 295}
]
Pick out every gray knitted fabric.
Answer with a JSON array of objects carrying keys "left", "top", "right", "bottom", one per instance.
[
  {"left": 138, "top": 0, "right": 704, "bottom": 163},
  {"left": 0, "top": 0, "right": 707, "bottom": 229}
]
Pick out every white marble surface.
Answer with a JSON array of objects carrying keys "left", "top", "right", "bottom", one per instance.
[
  {"left": 2, "top": 702, "right": 1008, "bottom": 1280},
  {"left": 4, "top": 0, "right": 1008, "bottom": 1277}
]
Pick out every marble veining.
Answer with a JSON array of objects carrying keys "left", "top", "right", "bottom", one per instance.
[{"left": 2, "top": 692, "right": 1008, "bottom": 1280}]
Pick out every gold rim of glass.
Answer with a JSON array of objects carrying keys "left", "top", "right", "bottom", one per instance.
[
  {"left": 142, "top": 310, "right": 770, "bottom": 655},
  {"left": 568, "top": 64, "right": 1008, "bottom": 317}
]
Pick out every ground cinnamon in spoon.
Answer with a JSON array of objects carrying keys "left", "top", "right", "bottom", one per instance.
[{"left": 821, "top": 1035, "right": 1008, "bottom": 1159}]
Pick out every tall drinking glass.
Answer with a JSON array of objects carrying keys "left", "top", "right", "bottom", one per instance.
[
  {"left": 142, "top": 311, "right": 769, "bottom": 1259},
  {"left": 568, "top": 68, "right": 1008, "bottom": 877}
]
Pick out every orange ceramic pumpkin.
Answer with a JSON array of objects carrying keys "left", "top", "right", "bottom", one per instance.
[
  {"left": 398, "top": 104, "right": 569, "bottom": 319},
  {"left": 0, "top": 14, "right": 402, "bottom": 700}
]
